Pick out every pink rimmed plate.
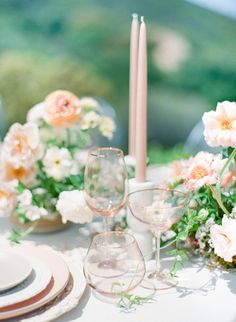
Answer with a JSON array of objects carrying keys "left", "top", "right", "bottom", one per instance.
[
  {"left": 0, "top": 245, "right": 70, "bottom": 320},
  {"left": 0, "top": 256, "right": 51, "bottom": 308}
]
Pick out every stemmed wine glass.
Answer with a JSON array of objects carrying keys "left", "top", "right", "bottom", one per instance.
[
  {"left": 128, "top": 188, "right": 188, "bottom": 290},
  {"left": 84, "top": 147, "right": 128, "bottom": 234}
]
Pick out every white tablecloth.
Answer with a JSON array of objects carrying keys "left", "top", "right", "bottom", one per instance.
[{"left": 1, "top": 217, "right": 236, "bottom": 322}]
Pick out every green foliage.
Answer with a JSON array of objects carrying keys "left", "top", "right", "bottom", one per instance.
[
  {"left": 111, "top": 281, "right": 155, "bottom": 311},
  {"left": 9, "top": 229, "right": 23, "bottom": 244},
  {"left": 118, "top": 293, "right": 155, "bottom": 312},
  {"left": 148, "top": 144, "right": 188, "bottom": 164},
  {"left": 8, "top": 221, "right": 39, "bottom": 244}
]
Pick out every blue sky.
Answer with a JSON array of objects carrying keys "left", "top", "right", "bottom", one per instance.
[{"left": 186, "top": 0, "right": 236, "bottom": 19}]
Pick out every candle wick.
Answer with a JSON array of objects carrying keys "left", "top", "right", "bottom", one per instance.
[
  {"left": 141, "top": 16, "right": 144, "bottom": 23},
  {"left": 132, "top": 13, "right": 138, "bottom": 19}
]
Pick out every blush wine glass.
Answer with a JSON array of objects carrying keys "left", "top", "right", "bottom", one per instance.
[
  {"left": 128, "top": 188, "right": 188, "bottom": 290},
  {"left": 84, "top": 147, "right": 128, "bottom": 234}
]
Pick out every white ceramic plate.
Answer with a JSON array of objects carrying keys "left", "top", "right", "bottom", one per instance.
[
  {"left": 0, "top": 250, "right": 32, "bottom": 292},
  {"left": 0, "top": 245, "right": 70, "bottom": 320},
  {"left": 0, "top": 255, "right": 51, "bottom": 308}
]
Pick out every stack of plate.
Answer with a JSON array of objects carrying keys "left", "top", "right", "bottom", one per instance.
[{"left": 0, "top": 244, "right": 84, "bottom": 320}]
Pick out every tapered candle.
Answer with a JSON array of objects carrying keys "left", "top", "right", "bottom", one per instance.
[
  {"left": 135, "top": 16, "right": 147, "bottom": 183},
  {"left": 129, "top": 13, "right": 139, "bottom": 157}
]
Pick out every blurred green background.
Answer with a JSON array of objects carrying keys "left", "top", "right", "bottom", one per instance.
[{"left": 0, "top": 0, "right": 235, "bottom": 157}]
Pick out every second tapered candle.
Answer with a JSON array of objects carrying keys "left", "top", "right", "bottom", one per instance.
[{"left": 135, "top": 17, "right": 147, "bottom": 182}]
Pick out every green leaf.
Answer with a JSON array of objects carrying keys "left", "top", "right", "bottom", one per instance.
[
  {"left": 16, "top": 182, "right": 26, "bottom": 194},
  {"left": 177, "top": 230, "right": 189, "bottom": 241},
  {"left": 69, "top": 175, "right": 84, "bottom": 189},
  {"left": 8, "top": 229, "right": 23, "bottom": 244},
  {"left": 8, "top": 221, "right": 39, "bottom": 244},
  {"left": 170, "top": 260, "right": 183, "bottom": 277},
  {"left": 177, "top": 249, "right": 188, "bottom": 260}
]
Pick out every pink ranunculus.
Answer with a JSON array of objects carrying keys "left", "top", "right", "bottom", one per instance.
[
  {"left": 202, "top": 101, "right": 236, "bottom": 148},
  {"left": 44, "top": 90, "right": 81, "bottom": 128},
  {"left": 2, "top": 123, "right": 42, "bottom": 169},
  {"left": 210, "top": 215, "right": 236, "bottom": 262},
  {"left": 184, "top": 152, "right": 226, "bottom": 190}
]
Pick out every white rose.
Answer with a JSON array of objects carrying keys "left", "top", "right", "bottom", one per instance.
[
  {"left": 210, "top": 215, "right": 236, "bottom": 262},
  {"left": 27, "top": 102, "right": 46, "bottom": 124},
  {"left": 43, "top": 147, "right": 74, "bottom": 180},
  {"left": 56, "top": 190, "right": 93, "bottom": 224}
]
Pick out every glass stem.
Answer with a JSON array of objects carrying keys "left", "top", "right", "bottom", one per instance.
[
  {"left": 154, "top": 231, "right": 161, "bottom": 274},
  {"left": 103, "top": 217, "right": 110, "bottom": 262},
  {"left": 103, "top": 217, "right": 110, "bottom": 246}
]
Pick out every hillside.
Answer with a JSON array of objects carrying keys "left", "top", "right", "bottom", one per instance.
[{"left": 0, "top": 0, "right": 235, "bottom": 149}]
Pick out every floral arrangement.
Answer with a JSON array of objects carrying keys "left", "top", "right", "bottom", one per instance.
[
  {"left": 0, "top": 90, "right": 116, "bottom": 240},
  {"left": 164, "top": 101, "right": 236, "bottom": 269}
]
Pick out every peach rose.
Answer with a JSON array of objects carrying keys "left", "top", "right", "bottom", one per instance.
[
  {"left": 2, "top": 123, "right": 42, "bottom": 169},
  {"left": 170, "top": 159, "right": 191, "bottom": 180},
  {"left": 202, "top": 101, "right": 236, "bottom": 148},
  {"left": 184, "top": 152, "right": 226, "bottom": 190},
  {"left": 210, "top": 215, "right": 236, "bottom": 262},
  {"left": 44, "top": 90, "right": 81, "bottom": 128},
  {"left": 1, "top": 162, "right": 37, "bottom": 185}
]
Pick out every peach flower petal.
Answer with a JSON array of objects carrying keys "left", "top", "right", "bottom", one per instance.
[
  {"left": 184, "top": 152, "right": 226, "bottom": 190},
  {"left": 2, "top": 123, "right": 42, "bottom": 169},
  {"left": 44, "top": 90, "right": 81, "bottom": 128}
]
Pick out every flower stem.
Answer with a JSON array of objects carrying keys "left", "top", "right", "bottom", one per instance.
[
  {"left": 209, "top": 185, "right": 230, "bottom": 216},
  {"left": 218, "top": 148, "right": 236, "bottom": 191},
  {"left": 214, "top": 148, "right": 236, "bottom": 215},
  {"left": 22, "top": 220, "right": 39, "bottom": 237}
]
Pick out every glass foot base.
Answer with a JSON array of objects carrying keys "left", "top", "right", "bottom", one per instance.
[{"left": 141, "top": 270, "right": 178, "bottom": 290}]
